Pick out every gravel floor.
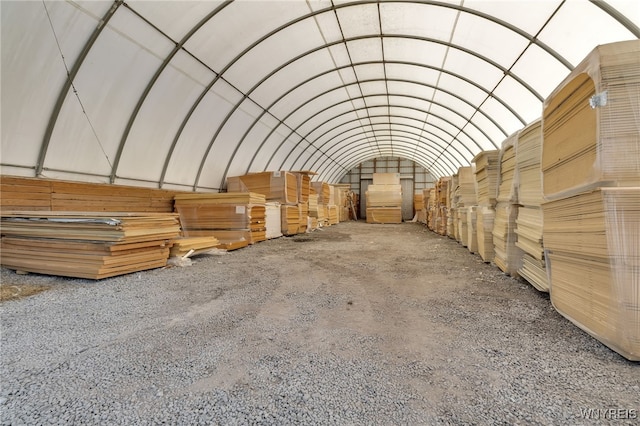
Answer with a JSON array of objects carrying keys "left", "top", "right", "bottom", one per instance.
[{"left": 1, "top": 221, "right": 638, "bottom": 425}]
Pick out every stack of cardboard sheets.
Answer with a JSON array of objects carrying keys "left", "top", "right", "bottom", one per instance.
[
  {"left": 473, "top": 150, "right": 499, "bottom": 262},
  {"left": 0, "top": 211, "right": 181, "bottom": 279},
  {"left": 514, "top": 120, "right": 549, "bottom": 292},
  {"left": 174, "top": 192, "right": 266, "bottom": 245},
  {"left": 227, "top": 171, "right": 298, "bottom": 205},
  {"left": 493, "top": 135, "right": 523, "bottom": 276},
  {"left": 542, "top": 40, "right": 640, "bottom": 361}
]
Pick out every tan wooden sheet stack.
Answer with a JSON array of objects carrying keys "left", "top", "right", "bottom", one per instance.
[
  {"left": 447, "top": 174, "right": 458, "bottom": 239},
  {"left": 169, "top": 236, "right": 220, "bottom": 257},
  {"left": 281, "top": 204, "right": 300, "bottom": 236},
  {"left": 1, "top": 175, "right": 184, "bottom": 213},
  {"left": 227, "top": 171, "right": 298, "bottom": 205},
  {"left": 492, "top": 134, "right": 524, "bottom": 276},
  {"left": 366, "top": 173, "right": 402, "bottom": 224},
  {"left": 514, "top": 120, "right": 549, "bottom": 292},
  {"left": 473, "top": 150, "right": 499, "bottom": 262},
  {"left": 454, "top": 166, "right": 477, "bottom": 249},
  {"left": 1, "top": 212, "right": 181, "bottom": 279},
  {"left": 174, "top": 193, "right": 266, "bottom": 245},
  {"left": 541, "top": 40, "right": 640, "bottom": 361},
  {"left": 298, "top": 202, "right": 309, "bottom": 233}
]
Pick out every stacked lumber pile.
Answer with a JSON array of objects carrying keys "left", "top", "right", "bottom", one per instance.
[
  {"left": 227, "top": 171, "right": 298, "bottom": 205},
  {"left": 541, "top": 40, "right": 640, "bottom": 361},
  {"left": 298, "top": 202, "right": 309, "bottom": 233},
  {"left": 0, "top": 211, "right": 180, "bottom": 279},
  {"left": 311, "top": 181, "right": 330, "bottom": 227},
  {"left": 174, "top": 193, "right": 266, "bottom": 245},
  {"left": 169, "top": 236, "right": 220, "bottom": 257},
  {"left": 290, "top": 171, "right": 313, "bottom": 204},
  {"left": 1, "top": 175, "right": 185, "bottom": 213},
  {"left": 447, "top": 174, "right": 458, "bottom": 239},
  {"left": 492, "top": 134, "right": 524, "bottom": 276},
  {"left": 330, "top": 184, "right": 351, "bottom": 222},
  {"left": 281, "top": 204, "right": 300, "bottom": 236},
  {"left": 413, "top": 193, "right": 425, "bottom": 223},
  {"left": 366, "top": 173, "right": 402, "bottom": 224},
  {"left": 265, "top": 202, "right": 283, "bottom": 239},
  {"left": 426, "top": 188, "right": 437, "bottom": 229},
  {"left": 514, "top": 120, "right": 549, "bottom": 292},
  {"left": 328, "top": 205, "right": 339, "bottom": 225},
  {"left": 473, "top": 150, "right": 499, "bottom": 262},
  {"left": 466, "top": 206, "right": 479, "bottom": 254},
  {"left": 454, "top": 166, "right": 477, "bottom": 248}
]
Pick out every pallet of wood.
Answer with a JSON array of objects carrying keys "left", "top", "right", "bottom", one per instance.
[
  {"left": 0, "top": 211, "right": 181, "bottom": 279},
  {"left": 290, "top": 171, "right": 315, "bottom": 203},
  {"left": 298, "top": 202, "right": 309, "bottom": 233},
  {"left": 328, "top": 205, "right": 339, "bottom": 225},
  {"left": 169, "top": 236, "right": 220, "bottom": 257},
  {"left": 466, "top": 206, "right": 479, "bottom": 254},
  {"left": 476, "top": 206, "right": 494, "bottom": 262},
  {"left": 373, "top": 173, "right": 400, "bottom": 185},
  {"left": 366, "top": 207, "right": 402, "bottom": 224},
  {"left": 281, "top": 204, "right": 300, "bottom": 236},
  {"left": 174, "top": 192, "right": 266, "bottom": 244},
  {"left": 226, "top": 171, "right": 298, "bottom": 205},
  {"left": 543, "top": 187, "right": 640, "bottom": 361},
  {"left": 515, "top": 119, "right": 549, "bottom": 292},
  {"left": 310, "top": 181, "right": 330, "bottom": 205},
  {"left": 542, "top": 40, "right": 640, "bottom": 201}
]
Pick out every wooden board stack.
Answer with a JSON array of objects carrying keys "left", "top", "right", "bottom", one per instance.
[
  {"left": 298, "top": 202, "right": 309, "bottom": 233},
  {"left": 514, "top": 120, "right": 549, "bottom": 292},
  {"left": 328, "top": 205, "right": 339, "bottom": 225},
  {"left": 366, "top": 174, "right": 402, "bottom": 223},
  {"left": 493, "top": 134, "right": 524, "bottom": 276},
  {"left": 473, "top": 150, "right": 499, "bottom": 262},
  {"left": 542, "top": 41, "right": 640, "bottom": 201},
  {"left": 1, "top": 175, "right": 185, "bottom": 213},
  {"left": 227, "top": 171, "right": 298, "bottom": 205},
  {"left": 169, "top": 236, "right": 220, "bottom": 257},
  {"left": 543, "top": 188, "right": 640, "bottom": 360},
  {"left": 466, "top": 206, "right": 479, "bottom": 254},
  {"left": 174, "top": 193, "right": 266, "bottom": 245},
  {"left": 541, "top": 40, "right": 640, "bottom": 361},
  {"left": 447, "top": 174, "right": 458, "bottom": 239},
  {"left": 281, "top": 204, "right": 300, "bottom": 236},
  {"left": 454, "top": 166, "right": 477, "bottom": 248},
  {"left": 0, "top": 211, "right": 181, "bottom": 279}
]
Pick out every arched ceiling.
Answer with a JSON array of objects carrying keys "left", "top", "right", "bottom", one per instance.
[{"left": 1, "top": 0, "right": 638, "bottom": 190}]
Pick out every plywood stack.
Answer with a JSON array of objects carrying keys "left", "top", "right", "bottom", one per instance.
[
  {"left": 454, "top": 166, "right": 477, "bottom": 247},
  {"left": 265, "top": 202, "right": 283, "bottom": 239},
  {"left": 434, "top": 177, "right": 450, "bottom": 236},
  {"left": 515, "top": 120, "right": 549, "bottom": 292},
  {"left": 492, "top": 134, "right": 524, "bottom": 276},
  {"left": 280, "top": 204, "right": 300, "bottom": 236},
  {"left": 466, "top": 206, "right": 479, "bottom": 254},
  {"left": 0, "top": 211, "right": 181, "bottom": 279},
  {"left": 169, "top": 236, "right": 220, "bottom": 257},
  {"left": 366, "top": 173, "right": 402, "bottom": 224},
  {"left": 330, "top": 184, "right": 351, "bottom": 222},
  {"left": 449, "top": 174, "right": 459, "bottom": 240},
  {"left": 413, "top": 193, "right": 425, "bottom": 222},
  {"left": 425, "top": 188, "right": 437, "bottom": 230},
  {"left": 290, "top": 171, "right": 314, "bottom": 204},
  {"left": 311, "top": 181, "right": 330, "bottom": 227},
  {"left": 298, "top": 202, "right": 309, "bottom": 233},
  {"left": 541, "top": 40, "right": 640, "bottom": 361},
  {"left": 328, "top": 205, "right": 339, "bottom": 225},
  {"left": 174, "top": 193, "right": 266, "bottom": 245},
  {"left": 227, "top": 171, "right": 298, "bottom": 205},
  {"left": 1, "top": 175, "right": 185, "bottom": 213},
  {"left": 473, "top": 150, "right": 499, "bottom": 262}
]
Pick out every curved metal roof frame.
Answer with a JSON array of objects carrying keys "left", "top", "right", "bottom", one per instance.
[{"left": 2, "top": 0, "right": 637, "bottom": 189}]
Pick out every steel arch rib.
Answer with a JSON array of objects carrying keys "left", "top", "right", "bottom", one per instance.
[
  {"left": 274, "top": 105, "right": 476, "bottom": 171},
  {"left": 305, "top": 134, "right": 452, "bottom": 179},
  {"left": 277, "top": 92, "right": 487, "bottom": 163},
  {"left": 108, "top": 1, "right": 232, "bottom": 184},
  {"left": 306, "top": 127, "right": 467, "bottom": 175},
  {"left": 37, "top": 0, "right": 123, "bottom": 177},
  {"left": 240, "top": 60, "right": 517, "bottom": 177},
  {"left": 201, "top": 30, "right": 541, "bottom": 190},
  {"left": 276, "top": 116, "right": 470, "bottom": 173}
]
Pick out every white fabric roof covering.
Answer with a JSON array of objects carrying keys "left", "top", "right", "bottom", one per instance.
[{"left": 1, "top": 0, "right": 638, "bottom": 190}]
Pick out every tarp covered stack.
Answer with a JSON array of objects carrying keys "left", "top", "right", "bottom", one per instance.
[
  {"left": 515, "top": 119, "right": 549, "bottom": 292},
  {"left": 541, "top": 40, "right": 640, "bottom": 361}
]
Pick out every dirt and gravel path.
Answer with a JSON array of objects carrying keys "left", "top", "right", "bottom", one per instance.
[{"left": 1, "top": 221, "right": 638, "bottom": 425}]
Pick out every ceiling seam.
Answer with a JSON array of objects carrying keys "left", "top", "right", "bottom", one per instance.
[{"left": 377, "top": 1, "right": 393, "bottom": 158}]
